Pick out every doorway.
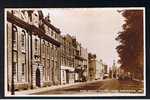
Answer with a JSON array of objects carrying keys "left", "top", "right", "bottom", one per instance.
[
  {"left": 36, "top": 68, "right": 41, "bottom": 87},
  {"left": 66, "top": 70, "right": 69, "bottom": 84}
]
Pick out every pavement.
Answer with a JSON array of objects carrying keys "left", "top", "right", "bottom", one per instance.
[{"left": 6, "top": 79, "right": 106, "bottom": 96}]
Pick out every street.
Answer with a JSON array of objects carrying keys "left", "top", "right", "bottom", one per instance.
[{"left": 32, "top": 79, "right": 144, "bottom": 95}]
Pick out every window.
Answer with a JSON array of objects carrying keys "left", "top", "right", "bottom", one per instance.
[
  {"left": 48, "top": 28, "right": 51, "bottom": 35},
  {"left": 76, "top": 50, "right": 79, "bottom": 56},
  {"left": 47, "top": 43, "right": 50, "bottom": 54},
  {"left": 12, "top": 26, "right": 17, "bottom": 41},
  {"left": 13, "top": 62, "right": 17, "bottom": 75},
  {"left": 51, "top": 44, "right": 54, "bottom": 50},
  {"left": 43, "top": 41, "right": 45, "bottom": 53},
  {"left": 51, "top": 30, "right": 54, "bottom": 36},
  {"left": 12, "top": 26, "right": 17, "bottom": 48},
  {"left": 21, "top": 30, "right": 25, "bottom": 47},
  {"left": 22, "top": 63, "right": 25, "bottom": 75},
  {"left": 34, "top": 13, "right": 37, "bottom": 16},
  {"left": 55, "top": 33, "right": 57, "bottom": 39},
  {"left": 35, "top": 38, "right": 38, "bottom": 51},
  {"left": 55, "top": 47, "right": 57, "bottom": 57},
  {"left": 64, "top": 59, "right": 66, "bottom": 65}
]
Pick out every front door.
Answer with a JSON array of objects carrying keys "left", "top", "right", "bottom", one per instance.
[
  {"left": 66, "top": 70, "right": 69, "bottom": 84},
  {"left": 36, "top": 68, "right": 41, "bottom": 87}
]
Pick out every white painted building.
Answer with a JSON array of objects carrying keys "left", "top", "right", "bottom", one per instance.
[
  {"left": 95, "top": 60, "right": 104, "bottom": 80},
  {"left": 60, "top": 66, "right": 75, "bottom": 85}
]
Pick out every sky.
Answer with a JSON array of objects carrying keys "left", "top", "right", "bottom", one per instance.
[{"left": 42, "top": 8, "right": 125, "bottom": 67}]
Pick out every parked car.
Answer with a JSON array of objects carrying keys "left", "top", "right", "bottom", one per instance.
[
  {"left": 103, "top": 73, "right": 109, "bottom": 79},
  {"left": 118, "top": 73, "right": 132, "bottom": 80}
]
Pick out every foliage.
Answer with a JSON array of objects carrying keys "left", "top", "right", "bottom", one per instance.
[{"left": 116, "top": 10, "right": 143, "bottom": 79}]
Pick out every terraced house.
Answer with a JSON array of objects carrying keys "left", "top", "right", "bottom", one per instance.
[{"left": 6, "top": 9, "right": 61, "bottom": 91}]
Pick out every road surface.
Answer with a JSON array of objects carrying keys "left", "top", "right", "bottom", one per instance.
[{"left": 32, "top": 79, "right": 143, "bottom": 95}]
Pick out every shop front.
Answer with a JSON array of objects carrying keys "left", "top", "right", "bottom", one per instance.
[{"left": 61, "top": 66, "right": 75, "bottom": 85}]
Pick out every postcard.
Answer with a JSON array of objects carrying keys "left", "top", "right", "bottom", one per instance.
[{"left": 4, "top": 7, "right": 145, "bottom": 97}]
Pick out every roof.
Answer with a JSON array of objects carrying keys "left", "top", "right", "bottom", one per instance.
[{"left": 42, "top": 18, "right": 61, "bottom": 34}]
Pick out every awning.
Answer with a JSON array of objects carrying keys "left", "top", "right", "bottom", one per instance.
[{"left": 61, "top": 66, "right": 74, "bottom": 72}]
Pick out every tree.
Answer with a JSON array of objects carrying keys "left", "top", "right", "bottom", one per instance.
[{"left": 116, "top": 10, "right": 143, "bottom": 80}]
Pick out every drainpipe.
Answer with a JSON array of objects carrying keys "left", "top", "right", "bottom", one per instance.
[
  {"left": 30, "top": 31, "right": 33, "bottom": 89},
  {"left": 27, "top": 30, "right": 30, "bottom": 87},
  {"left": 11, "top": 10, "right": 15, "bottom": 95}
]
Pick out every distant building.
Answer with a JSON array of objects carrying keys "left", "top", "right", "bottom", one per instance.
[
  {"left": 109, "top": 67, "right": 112, "bottom": 78},
  {"left": 95, "top": 60, "right": 104, "bottom": 80},
  {"left": 80, "top": 47, "right": 88, "bottom": 81},
  {"left": 112, "top": 60, "right": 117, "bottom": 78},
  {"left": 88, "top": 53, "right": 96, "bottom": 81},
  {"left": 103, "top": 64, "right": 108, "bottom": 74}
]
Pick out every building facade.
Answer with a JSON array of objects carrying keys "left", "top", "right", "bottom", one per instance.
[
  {"left": 80, "top": 47, "right": 88, "bottom": 81},
  {"left": 95, "top": 60, "right": 105, "bottom": 80},
  {"left": 73, "top": 41, "right": 87, "bottom": 82},
  {"left": 60, "top": 34, "right": 75, "bottom": 84},
  {"left": 88, "top": 53, "right": 97, "bottom": 81},
  {"left": 7, "top": 10, "right": 61, "bottom": 91},
  {"left": 60, "top": 34, "right": 89, "bottom": 84},
  {"left": 111, "top": 60, "right": 117, "bottom": 79}
]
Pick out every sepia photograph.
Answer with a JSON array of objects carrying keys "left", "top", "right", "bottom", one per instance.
[{"left": 4, "top": 7, "right": 145, "bottom": 97}]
